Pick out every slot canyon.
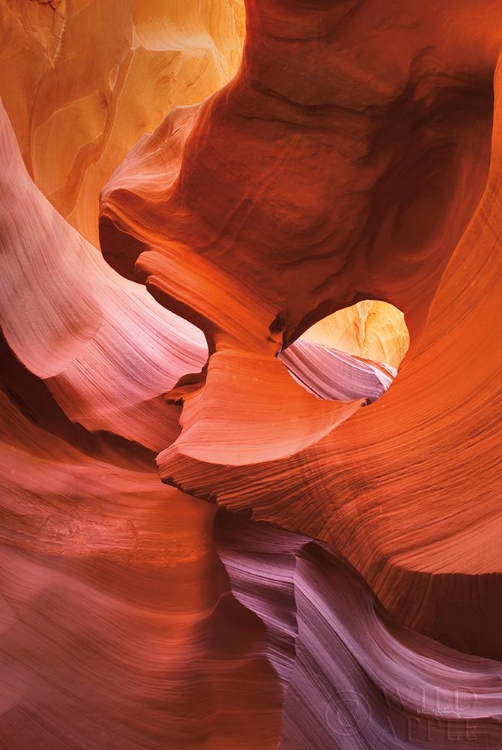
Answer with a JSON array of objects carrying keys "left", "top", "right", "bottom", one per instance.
[{"left": 1, "top": 1, "right": 502, "bottom": 748}]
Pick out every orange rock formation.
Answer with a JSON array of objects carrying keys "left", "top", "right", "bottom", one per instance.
[{"left": 2, "top": 0, "right": 502, "bottom": 747}]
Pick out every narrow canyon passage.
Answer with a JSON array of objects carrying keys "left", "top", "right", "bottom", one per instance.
[{"left": 1, "top": 1, "right": 502, "bottom": 748}]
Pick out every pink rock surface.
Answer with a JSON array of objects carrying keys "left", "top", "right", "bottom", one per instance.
[
  {"left": 280, "top": 339, "right": 394, "bottom": 403},
  {"left": 2, "top": 0, "right": 502, "bottom": 747}
]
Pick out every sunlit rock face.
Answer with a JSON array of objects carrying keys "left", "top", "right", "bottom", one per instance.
[
  {"left": 2, "top": 0, "right": 502, "bottom": 748},
  {"left": 0, "top": 0, "right": 245, "bottom": 243},
  {"left": 300, "top": 301, "right": 410, "bottom": 372},
  {"left": 280, "top": 301, "right": 408, "bottom": 403}
]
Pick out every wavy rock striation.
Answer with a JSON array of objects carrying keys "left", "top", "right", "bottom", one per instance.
[
  {"left": 2, "top": 0, "right": 502, "bottom": 748},
  {"left": 217, "top": 512, "right": 502, "bottom": 749},
  {"left": 0, "top": 0, "right": 244, "bottom": 243},
  {"left": 100, "top": 0, "right": 502, "bottom": 659}
]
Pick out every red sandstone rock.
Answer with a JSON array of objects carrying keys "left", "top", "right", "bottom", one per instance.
[
  {"left": 100, "top": 0, "right": 502, "bottom": 660},
  {"left": 2, "top": 0, "right": 502, "bottom": 747}
]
